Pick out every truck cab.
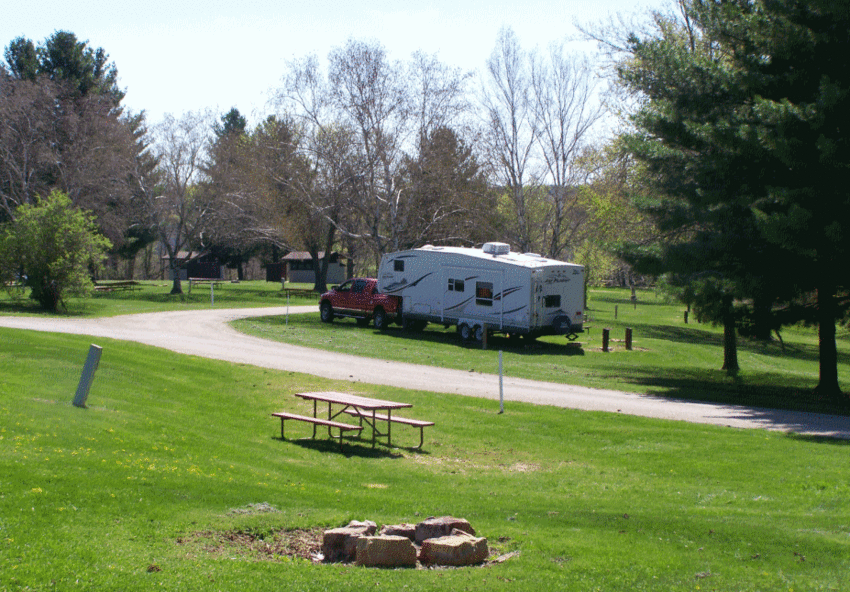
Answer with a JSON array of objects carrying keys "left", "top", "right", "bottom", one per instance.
[{"left": 319, "top": 278, "right": 401, "bottom": 329}]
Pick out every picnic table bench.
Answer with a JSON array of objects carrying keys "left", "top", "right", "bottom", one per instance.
[
  {"left": 94, "top": 280, "right": 140, "bottom": 292},
  {"left": 271, "top": 411, "right": 363, "bottom": 451},
  {"left": 339, "top": 409, "right": 434, "bottom": 449}
]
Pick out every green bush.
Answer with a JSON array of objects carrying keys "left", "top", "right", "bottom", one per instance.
[{"left": 0, "top": 191, "right": 111, "bottom": 311}]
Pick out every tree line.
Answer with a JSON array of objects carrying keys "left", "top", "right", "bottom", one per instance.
[
  {"left": 0, "top": 28, "right": 645, "bottom": 295},
  {"left": 0, "top": 1, "right": 848, "bottom": 403}
]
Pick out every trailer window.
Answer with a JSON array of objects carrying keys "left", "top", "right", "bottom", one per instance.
[
  {"left": 545, "top": 295, "right": 561, "bottom": 308},
  {"left": 448, "top": 278, "right": 465, "bottom": 292},
  {"left": 476, "top": 282, "right": 493, "bottom": 306},
  {"left": 394, "top": 260, "right": 405, "bottom": 272}
]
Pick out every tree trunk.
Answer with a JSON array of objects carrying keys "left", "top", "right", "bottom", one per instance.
[
  {"left": 721, "top": 295, "right": 739, "bottom": 374},
  {"left": 814, "top": 282, "right": 843, "bottom": 404},
  {"left": 169, "top": 263, "right": 183, "bottom": 295}
]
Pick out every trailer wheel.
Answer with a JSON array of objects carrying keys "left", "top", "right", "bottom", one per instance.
[
  {"left": 320, "top": 301, "right": 334, "bottom": 323},
  {"left": 373, "top": 307, "right": 388, "bottom": 330},
  {"left": 474, "top": 325, "right": 485, "bottom": 342},
  {"left": 459, "top": 323, "right": 473, "bottom": 341}
]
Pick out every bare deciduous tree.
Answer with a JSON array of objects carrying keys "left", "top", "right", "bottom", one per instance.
[
  {"left": 530, "top": 43, "right": 605, "bottom": 260},
  {"left": 0, "top": 70, "right": 58, "bottom": 221},
  {"left": 148, "top": 110, "right": 216, "bottom": 294},
  {"left": 481, "top": 27, "right": 541, "bottom": 253}
]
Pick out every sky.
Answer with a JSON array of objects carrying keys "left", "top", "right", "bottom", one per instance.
[{"left": 5, "top": 0, "right": 671, "bottom": 126}]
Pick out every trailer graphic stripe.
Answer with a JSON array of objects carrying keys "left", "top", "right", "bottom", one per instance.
[
  {"left": 444, "top": 296, "right": 475, "bottom": 312},
  {"left": 382, "top": 273, "right": 432, "bottom": 295},
  {"left": 494, "top": 286, "right": 522, "bottom": 301}
]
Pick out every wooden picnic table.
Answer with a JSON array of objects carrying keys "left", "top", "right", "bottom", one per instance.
[
  {"left": 94, "top": 280, "right": 140, "bottom": 292},
  {"left": 283, "top": 287, "right": 319, "bottom": 299},
  {"left": 295, "top": 391, "right": 413, "bottom": 448}
]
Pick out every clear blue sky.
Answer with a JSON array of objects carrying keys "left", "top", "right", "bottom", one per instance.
[{"left": 6, "top": 0, "right": 670, "bottom": 125}]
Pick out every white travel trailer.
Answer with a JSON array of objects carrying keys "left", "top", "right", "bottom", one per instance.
[{"left": 377, "top": 242, "right": 584, "bottom": 341}]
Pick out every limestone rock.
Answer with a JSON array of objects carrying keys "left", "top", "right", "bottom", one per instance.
[
  {"left": 322, "top": 520, "right": 378, "bottom": 562},
  {"left": 355, "top": 535, "right": 417, "bottom": 567},
  {"left": 414, "top": 516, "right": 475, "bottom": 544},
  {"left": 379, "top": 523, "right": 416, "bottom": 541},
  {"left": 419, "top": 531, "right": 489, "bottom": 566}
]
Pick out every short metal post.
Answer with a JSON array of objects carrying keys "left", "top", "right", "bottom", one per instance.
[
  {"left": 602, "top": 328, "right": 610, "bottom": 353},
  {"left": 498, "top": 350, "right": 504, "bottom": 414},
  {"left": 73, "top": 345, "right": 102, "bottom": 407},
  {"left": 625, "top": 327, "right": 633, "bottom": 351}
]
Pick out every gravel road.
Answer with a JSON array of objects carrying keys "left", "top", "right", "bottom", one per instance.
[{"left": 2, "top": 306, "right": 848, "bottom": 439}]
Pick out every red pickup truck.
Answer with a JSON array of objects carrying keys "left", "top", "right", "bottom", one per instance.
[{"left": 319, "top": 278, "right": 401, "bottom": 330}]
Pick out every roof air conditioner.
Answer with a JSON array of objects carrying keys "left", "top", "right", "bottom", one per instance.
[{"left": 482, "top": 242, "right": 511, "bottom": 256}]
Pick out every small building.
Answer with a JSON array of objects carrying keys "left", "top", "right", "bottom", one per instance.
[
  {"left": 265, "top": 262, "right": 287, "bottom": 283},
  {"left": 160, "top": 251, "right": 223, "bottom": 280},
  {"left": 283, "top": 251, "right": 347, "bottom": 285}
]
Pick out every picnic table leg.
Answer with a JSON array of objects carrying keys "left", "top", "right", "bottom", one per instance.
[
  {"left": 327, "top": 402, "right": 333, "bottom": 438},
  {"left": 312, "top": 400, "right": 318, "bottom": 439},
  {"left": 371, "top": 410, "right": 377, "bottom": 448},
  {"left": 387, "top": 409, "right": 392, "bottom": 447}
]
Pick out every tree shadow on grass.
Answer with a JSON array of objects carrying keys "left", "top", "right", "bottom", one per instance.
[
  {"left": 0, "top": 300, "right": 39, "bottom": 315},
  {"left": 626, "top": 323, "right": 850, "bottom": 366},
  {"left": 620, "top": 365, "right": 850, "bottom": 418},
  {"left": 785, "top": 433, "right": 850, "bottom": 446}
]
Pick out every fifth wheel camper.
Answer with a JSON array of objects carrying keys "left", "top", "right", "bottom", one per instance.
[{"left": 378, "top": 242, "right": 584, "bottom": 342}]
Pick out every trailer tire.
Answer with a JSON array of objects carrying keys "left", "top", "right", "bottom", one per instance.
[
  {"left": 459, "top": 323, "right": 473, "bottom": 341},
  {"left": 373, "top": 307, "right": 388, "bottom": 330},
  {"left": 474, "top": 325, "right": 485, "bottom": 342},
  {"left": 320, "top": 301, "right": 334, "bottom": 323}
]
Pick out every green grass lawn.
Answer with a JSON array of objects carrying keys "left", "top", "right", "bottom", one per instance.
[
  {"left": 0, "top": 280, "right": 319, "bottom": 317},
  {"left": 1, "top": 328, "right": 849, "bottom": 591},
  {"left": 233, "top": 288, "right": 850, "bottom": 416}
]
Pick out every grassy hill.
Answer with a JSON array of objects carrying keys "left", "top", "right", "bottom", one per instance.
[{"left": 1, "top": 320, "right": 848, "bottom": 591}]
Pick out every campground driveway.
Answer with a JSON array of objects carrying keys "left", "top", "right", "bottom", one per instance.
[{"left": 2, "top": 306, "right": 849, "bottom": 439}]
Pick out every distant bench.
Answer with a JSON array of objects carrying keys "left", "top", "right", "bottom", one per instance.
[
  {"left": 271, "top": 412, "right": 363, "bottom": 451},
  {"left": 94, "top": 280, "right": 140, "bottom": 292},
  {"left": 283, "top": 288, "right": 319, "bottom": 299},
  {"left": 188, "top": 278, "right": 226, "bottom": 293},
  {"left": 341, "top": 409, "right": 434, "bottom": 450}
]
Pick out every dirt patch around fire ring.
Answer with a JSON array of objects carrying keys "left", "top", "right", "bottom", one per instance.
[{"left": 179, "top": 527, "right": 518, "bottom": 567}]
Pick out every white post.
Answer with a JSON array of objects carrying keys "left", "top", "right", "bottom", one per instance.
[
  {"left": 286, "top": 293, "right": 290, "bottom": 326},
  {"left": 498, "top": 350, "right": 504, "bottom": 414},
  {"left": 210, "top": 282, "right": 214, "bottom": 307},
  {"left": 73, "top": 344, "right": 102, "bottom": 408}
]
